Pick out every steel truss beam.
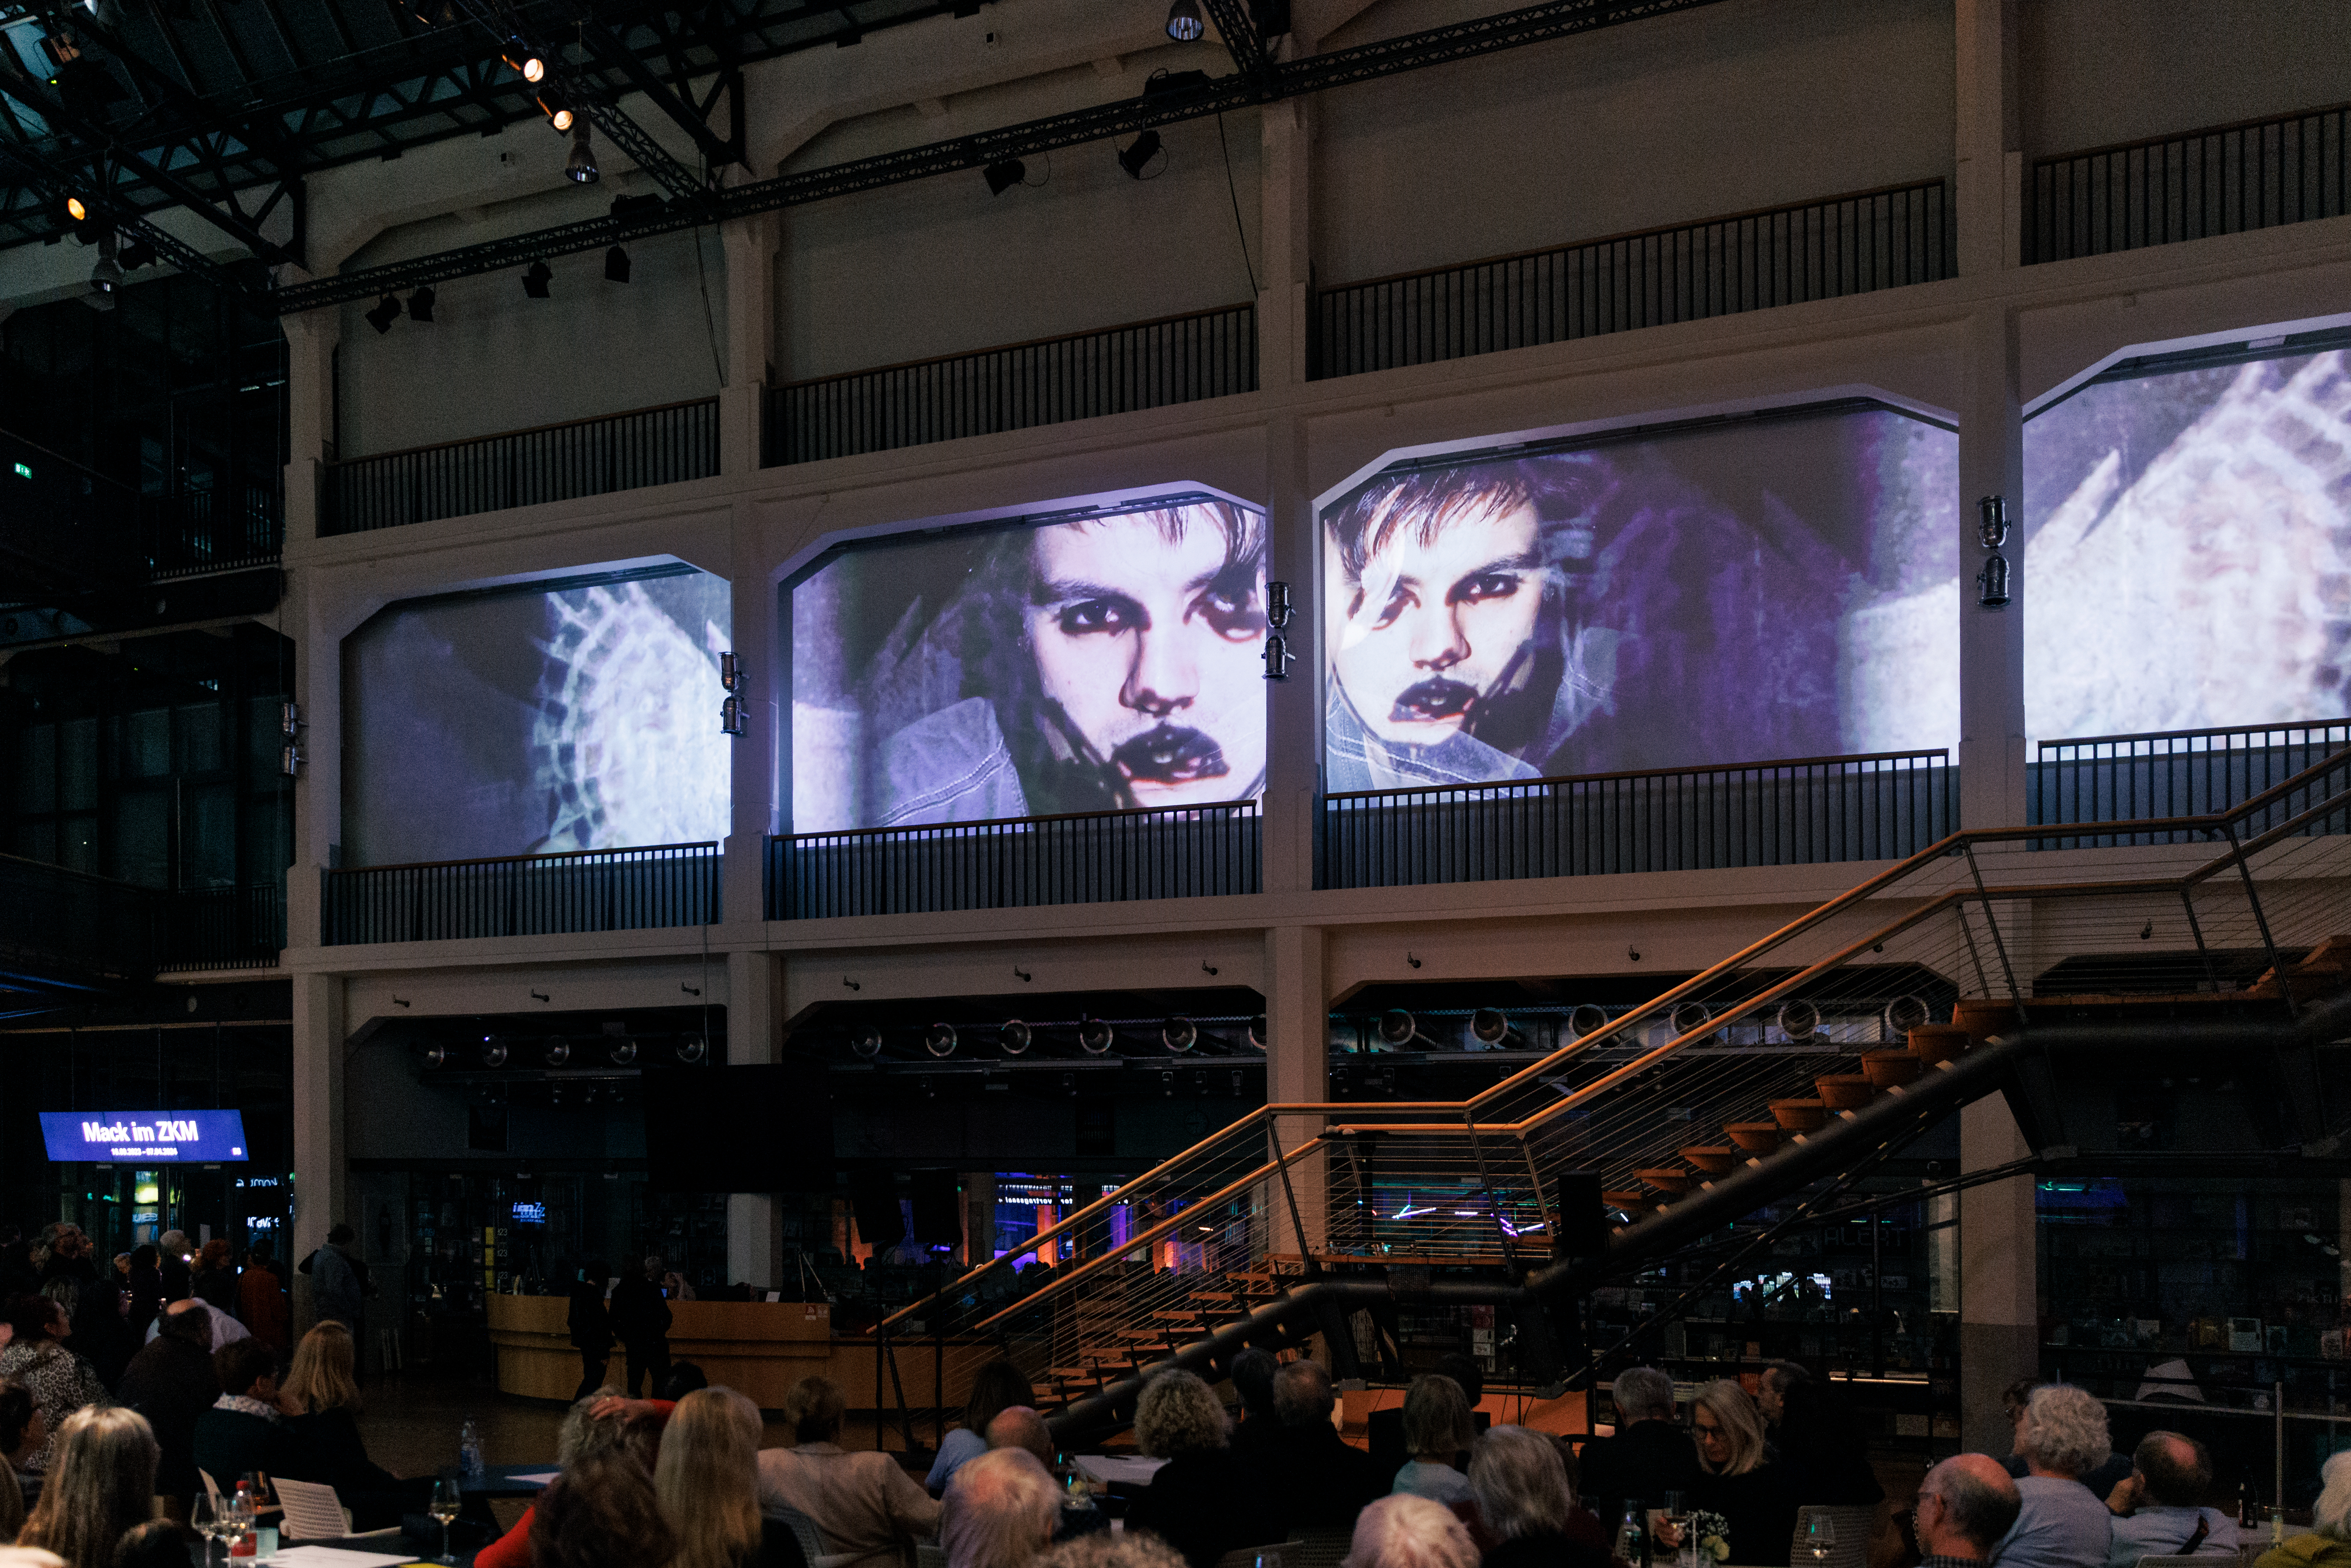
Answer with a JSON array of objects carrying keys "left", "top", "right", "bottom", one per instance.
[
  {"left": 0, "top": 139, "right": 259, "bottom": 296},
  {"left": 272, "top": 0, "right": 1730, "bottom": 314}
]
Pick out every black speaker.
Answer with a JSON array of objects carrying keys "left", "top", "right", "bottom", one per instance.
[
  {"left": 850, "top": 1171, "right": 906, "bottom": 1249},
  {"left": 910, "top": 1171, "right": 962, "bottom": 1246},
  {"left": 1550, "top": 1170, "right": 1608, "bottom": 1258}
]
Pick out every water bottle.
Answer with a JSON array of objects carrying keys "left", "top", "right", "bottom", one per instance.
[
  {"left": 460, "top": 1416, "right": 485, "bottom": 1479},
  {"left": 1617, "top": 1507, "right": 1647, "bottom": 1568}
]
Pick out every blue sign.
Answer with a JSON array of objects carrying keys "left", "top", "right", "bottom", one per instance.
[{"left": 39, "top": 1111, "right": 249, "bottom": 1163}]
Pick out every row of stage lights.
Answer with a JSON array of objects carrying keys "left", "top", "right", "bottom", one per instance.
[
  {"left": 856, "top": 1016, "right": 1267, "bottom": 1060},
  {"left": 423, "top": 1032, "right": 709, "bottom": 1070}
]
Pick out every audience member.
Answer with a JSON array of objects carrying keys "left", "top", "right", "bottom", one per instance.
[
  {"left": 0, "top": 1297, "right": 104, "bottom": 1474},
  {"left": 1917, "top": 1454, "right": 2024, "bottom": 1568},
  {"left": 280, "top": 1322, "right": 416, "bottom": 1528},
  {"left": 1467, "top": 1426, "right": 1608, "bottom": 1568},
  {"left": 2106, "top": 1432, "right": 2238, "bottom": 1565},
  {"left": 607, "top": 1256, "right": 673, "bottom": 1399},
  {"left": 104, "top": 1521, "right": 189, "bottom": 1568},
  {"left": 986, "top": 1407, "right": 1057, "bottom": 1470},
  {"left": 931, "top": 1362, "right": 1037, "bottom": 1496},
  {"left": 235, "top": 1245, "right": 289, "bottom": 1359},
  {"left": 473, "top": 1383, "right": 667, "bottom": 1568},
  {"left": 1755, "top": 1363, "right": 1808, "bottom": 1432},
  {"left": 152, "top": 1236, "right": 191, "bottom": 1305},
  {"left": 16, "top": 1407, "right": 158, "bottom": 1568},
  {"left": 1688, "top": 1379, "right": 1795, "bottom": 1568},
  {"left": 302, "top": 1225, "right": 365, "bottom": 1334},
  {"left": 191, "top": 1339, "right": 314, "bottom": 1488},
  {"left": 1371, "top": 1355, "right": 1485, "bottom": 1484},
  {"left": 189, "top": 1244, "right": 236, "bottom": 1316},
  {"left": 1993, "top": 1386, "right": 2115, "bottom": 1568},
  {"left": 1228, "top": 1350, "right": 1281, "bottom": 1463},
  {"left": 757, "top": 1375, "right": 941, "bottom": 1568},
  {"left": 662, "top": 1362, "right": 710, "bottom": 1400},
  {"left": 943, "top": 1447, "right": 1063, "bottom": 1568},
  {"left": 1124, "top": 1369, "right": 1274, "bottom": 1568},
  {"left": 1391, "top": 1375, "right": 1477, "bottom": 1508},
  {"left": 2256, "top": 1450, "right": 2351, "bottom": 1568},
  {"left": 1037, "top": 1531, "right": 1187, "bottom": 1568},
  {"left": 2000, "top": 1384, "right": 2129, "bottom": 1498},
  {"left": 1576, "top": 1366, "right": 1701, "bottom": 1530},
  {"left": 112, "top": 1300, "right": 216, "bottom": 1504},
  {"left": 0, "top": 1380, "right": 37, "bottom": 1538},
  {"left": 567, "top": 1261, "right": 612, "bottom": 1404},
  {"left": 1775, "top": 1377, "right": 1883, "bottom": 1509},
  {"left": 1351, "top": 1494, "right": 1479, "bottom": 1568},
  {"left": 60, "top": 1268, "right": 126, "bottom": 1395},
  {"left": 1260, "top": 1360, "right": 1384, "bottom": 1536},
  {"left": 141, "top": 1299, "right": 248, "bottom": 1353},
  {"left": 119, "top": 1252, "right": 161, "bottom": 1349},
  {"left": 655, "top": 1387, "right": 804, "bottom": 1568},
  {"left": 532, "top": 1451, "right": 677, "bottom": 1568}
]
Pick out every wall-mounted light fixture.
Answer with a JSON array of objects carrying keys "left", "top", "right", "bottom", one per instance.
[
  {"left": 1976, "top": 494, "right": 2012, "bottom": 608},
  {"left": 1262, "top": 578, "right": 1294, "bottom": 680}
]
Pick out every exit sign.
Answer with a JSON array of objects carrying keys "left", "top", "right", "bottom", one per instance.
[{"left": 11, "top": 463, "right": 29, "bottom": 480}]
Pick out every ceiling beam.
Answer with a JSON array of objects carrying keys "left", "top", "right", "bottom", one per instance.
[
  {"left": 572, "top": 12, "right": 745, "bottom": 169},
  {"left": 0, "top": 140, "right": 260, "bottom": 297}
]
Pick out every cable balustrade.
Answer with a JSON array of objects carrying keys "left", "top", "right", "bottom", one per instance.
[
  {"left": 1318, "top": 749, "right": 1954, "bottom": 889},
  {"left": 320, "top": 397, "right": 720, "bottom": 536},
  {"left": 2030, "top": 718, "right": 2351, "bottom": 848},
  {"left": 322, "top": 842, "right": 719, "bottom": 944}
]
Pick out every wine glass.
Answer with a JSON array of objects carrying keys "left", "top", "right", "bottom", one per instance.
[
  {"left": 429, "top": 1477, "right": 464, "bottom": 1565},
  {"left": 1805, "top": 1513, "right": 1838, "bottom": 1567},
  {"left": 190, "top": 1493, "right": 224, "bottom": 1566},
  {"left": 221, "top": 1487, "right": 255, "bottom": 1559}
]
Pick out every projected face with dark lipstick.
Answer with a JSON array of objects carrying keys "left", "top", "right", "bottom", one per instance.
[
  {"left": 1024, "top": 507, "right": 1268, "bottom": 807},
  {"left": 1326, "top": 470, "right": 1543, "bottom": 748}
]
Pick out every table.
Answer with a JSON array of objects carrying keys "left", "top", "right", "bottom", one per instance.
[
  {"left": 436, "top": 1462, "right": 560, "bottom": 1500},
  {"left": 185, "top": 1530, "right": 468, "bottom": 1565}
]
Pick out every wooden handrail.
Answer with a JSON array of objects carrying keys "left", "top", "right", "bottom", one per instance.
[
  {"left": 773, "top": 301, "right": 1255, "bottom": 392},
  {"left": 324, "top": 396, "right": 719, "bottom": 469},
  {"left": 1320, "top": 748, "right": 1947, "bottom": 803}
]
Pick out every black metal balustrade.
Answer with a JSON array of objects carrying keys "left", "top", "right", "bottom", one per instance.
[
  {"left": 157, "top": 882, "right": 286, "bottom": 970},
  {"left": 1314, "top": 180, "right": 1954, "bottom": 379},
  {"left": 2028, "top": 719, "right": 2351, "bottom": 848},
  {"left": 1318, "top": 750, "right": 1955, "bottom": 890},
  {"left": 323, "top": 842, "right": 719, "bottom": 944},
  {"left": 321, "top": 398, "right": 720, "bottom": 536},
  {"left": 0, "top": 855, "right": 285, "bottom": 978},
  {"left": 2027, "top": 102, "right": 2350, "bottom": 265},
  {"left": 767, "top": 802, "right": 1261, "bottom": 919},
  {"left": 763, "top": 303, "right": 1257, "bottom": 466},
  {"left": 149, "top": 486, "right": 283, "bottom": 580}
]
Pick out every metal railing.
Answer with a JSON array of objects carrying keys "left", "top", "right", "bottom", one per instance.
[
  {"left": 0, "top": 425, "right": 282, "bottom": 583},
  {"left": 0, "top": 857, "right": 284, "bottom": 978},
  {"left": 2029, "top": 719, "right": 2351, "bottom": 848},
  {"left": 320, "top": 397, "right": 720, "bottom": 536},
  {"left": 1319, "top": 750, "right": 1954, "bottom": 889},
  {"left": 158, "top": 882, "right": 286, "bottom": 970},
  {"left": 762, "top": 303, "right": 1257, "bottom": 466},
  {"left": 1314, "top": 179, "right": 1953, "bottom": 379},
  {"left": 767, "top": 802, "right": 1260, "bottom": 919},
  {"left": 149, "top": 486, "right": 282, "bottom": 580},
  {"left": 322, "top": 842, "right": 719, "bottom": 944},
  {"left": 2027, "top": 102, "right": 2351, "bottom": 264}
]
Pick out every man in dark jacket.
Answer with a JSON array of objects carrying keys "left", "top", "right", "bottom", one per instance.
[
  {"left": 1258, "top": 1359, "right": 1384, "bottom": 1536},
  {"left": 118, "top": 1300, "right": 223, "bottom": 1504},
  {"left": 568, "top": 1259, "right": 613, "bottom": 1401},
  {"left": 193, "top": 1339, "right": 322, "bottom": 1489},
  {"left": 1578, "top": 1365, "right": 1703, "bottom": 1531},
  {"left": 604, "top": 1254, "right": 671, "bottom": 1398}
]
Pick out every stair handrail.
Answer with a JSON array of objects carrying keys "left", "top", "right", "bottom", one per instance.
[{"left": 876, "top": 738, "right": 2351, "bottom": 1334}]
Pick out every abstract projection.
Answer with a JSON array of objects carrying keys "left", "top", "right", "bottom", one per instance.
[
  {"left": 344, "top": 567, "right": 732, "bottom": 863},
  {"left": 790, "top": 495, "right": 1270, "bottom": 832},
  {"left": 1320, "top": 404, "right": 1961, "bottom": 789}
]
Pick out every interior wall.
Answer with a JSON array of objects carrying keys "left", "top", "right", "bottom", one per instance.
[
  {"left": 2019, "top": 0, "right": 2351, "bottom": 157},
  {"left": 1311, "top": 0, "right": 1957, "bottom": 287}
]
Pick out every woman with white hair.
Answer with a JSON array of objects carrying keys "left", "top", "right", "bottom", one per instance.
[
  {"left": 2255, "top": 1449, "right": 2351, "bottom": 1568},
  {"left": 1347, "top": 1494, "right": 1479, "bottom": 1568},
  {"left": 1991, "top": 1385, "right": 2114, "bottom": 1568},
  {"left": 1123, "top": 1370, "right": 1276, "bottom": 1568},
  {"left": 1687, "top": 1379, "right": 1797, "bottom": 1568},
  {"left": 1467, "top": 1426, "right": 1609, "bottom": 1568},
  {"left": 942, "top": 1448, "right": 1063, "bottom": 1568}
]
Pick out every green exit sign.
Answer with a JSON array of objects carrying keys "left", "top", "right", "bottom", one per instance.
[{"left": 11, "top": 463, "right": 29, "bottom": 480}]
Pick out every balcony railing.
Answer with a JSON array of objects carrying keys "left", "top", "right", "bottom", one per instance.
[
  {"left": 158, "top": 882, "right": 286, "bottom": 971},
  {"left": 1318, "top": 750, "right": 1955, "bottom": 890},
  {"left": 149, "top": 486, "right": 282, "bottom": 580},
  {"left": 2026, "top": 102, "right": 2351, "bottom": 264},
  {"left": 2028, "top": 719, "right": 2351, "bottom": 848},
  {"left": 762, "top": 302, "right": 1257, "bottom": 466},
  {"left": 322, "top": 842, "right": 719, "bottom": 944},
  {"left": 320, "top": 397, "right": 720, "bottom": 536},
  {"left": 0, "top": 856, "right": 284, "bottom": 979},
  {"left": 766, "top": 802, "right": 1262, "bottom": 919},
  {"left": 1313, "top": 179, "right": 1954, "bottom": 380}
]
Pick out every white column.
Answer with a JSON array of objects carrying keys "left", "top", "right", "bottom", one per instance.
[
  {"left": 719, "top": 215, "right": 778, "bottom": 478},
  {"left": 1959, "top": 1094, "right": 2037, "bottom": 1456},
  {"left": 290, "top": 969, "right": 347, "bottom": 1333},
  {"left": 1257, "top": 90, "right": 1319, "bottom": 892},
  {"left": 1258, "top": 93, "right": 1313, "bottom": 392},
  {"left": 1957, "top": 302, "right": 2027, "bottom": 831},
  {"left": 722, "top": 495, "right": 777, "bottom": 931},
  {"left": 726, "top": 946, "right": 783, "bottom": 1289},
  {"left": 1954, "top": 0, "right": 2020, "bottom": 279}
]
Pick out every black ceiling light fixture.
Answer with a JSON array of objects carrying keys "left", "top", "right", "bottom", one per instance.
[
  {"left": 564, "top": 125, "right": 598, "bottom": 184},
  {"left": 86, "top": 229, "right": 121, "bottom": 309},
  {"left": 1165, "top": 0, "right": 1204, "bottom": 41},
  {"left": 407, "top": 285, "right": 436, "bottom": 322},
  {"left": 603, "top": 244, "right": 630, "bottom": 283},
  {"left": 1117, "top": 130, "right": 1164, "bottom": 179},
  {"left": 983, "top": 158, "right": 1026, "bottom": 196},
  {"left": 364, "top": 292, "right": 403, "bottom": 333},
  {"left": 521, "top": 260, "right": 552, "bottom": 298}
]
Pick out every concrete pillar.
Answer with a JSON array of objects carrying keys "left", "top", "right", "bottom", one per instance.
[
  {"left": 1954, "top": 0, "right": 2020, "bottom": 279},
  {"left": 1957, "top": 301, "right": 2027, "bottom": 832},
  {"left": 1262, "top": 412, "right": 1319, "bottom": 896},
  {"left": 725, "top": 946, "right": 783, "bottom": 1289},
  {"left": 719, "top": 215, "right": 778, "bottom": 478},
  {"left": 281, "top": 305, "right": 339, "bottom": 540},
  {"left": 1258, "top": 94, "right": 1313, "bottom": 392},
  {"left": 1263, "top": 924, "right": 1327, "bottom": 1257},
  {"left": 290, "top": 969, "right": 347, "bottom": 1332},
  {"left": 283, "top": 564, "right": 341, "bottom": 953},
  {"left": 722, "top": 498, "right": 778, "bottom": 930},
  {"left": 1959, "top": 1094, "right": 2038, "bottom": 1456}
]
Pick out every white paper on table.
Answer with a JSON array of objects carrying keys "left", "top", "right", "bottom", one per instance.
[
  {"left": 260, "top": 1549, "right": 423, "bottom": 1567},
  {"left": 1073, "top": 1455, "right": 1168, "bottom": 1487},
  {"left": 510, "top": 1470, "right": 561, "bottom": 1484}
]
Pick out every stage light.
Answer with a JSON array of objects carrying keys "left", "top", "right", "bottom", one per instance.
[
  {"left": 719, "top": 695, "right": 747, "bottom": 735},
  {"left": 852, "top": 1024, "right": 883, "bottom": 1059},
  {"left": 1568, "top": 1004, "right": 1609, "bottom": 1040},
  {"left": 522, "top": 55, "right": 544, "bottom": 82},
  {"left": 919, "top": 1023, "right": 957, "bottom": 1058},
  {"left": 364, "top": 293, "right": 402, "bottom": 334},
  {"left": 1118, "top": 130, "right": 1163, "bottom": 179},
  {"left": 521, "top": 260, "right": 552, "bottom": 298},
  {"left": 1077, "top": 1017, "right": 1113, "bottom": 1055},
  {"left": 676, "top": 1036, "right": 707, "bottom": 1063},
  {"left": 88, "top": 230, "right": 122, "bottom": 300},
  {"left": 565, "top": 126, "right": 598, "bottom": 184},
  {"left": 422, "top": 1045, "right": 447, "bottom": 1069},
  {"left": 1161, "top": 1017, "right": 1196, "bottom": 1053},
  {"left": 983, "top": 158, "right": 1025, "bottom": 196},
  {"left": 65, "top": 196, "right": 87, "bottom": 222},
  {"left": 1882, "top": 995, "right": 1931, "bottom": 1038},
  {"left": 544, "top": 1039, "right": 570, "bottom": 1067},
  {"left": 999, "top": 1020, "right": 1031, "bottom": 1056},
  {"left": 407, "top": 286, "right": 435, "bottom": 323},
  {"left": 1669, "top": 1001, "right": 1716, "bottom": 1042},
  {"left": 480, "top": 1037, "right": 509, "bottom": 1068},
  {"left": 1248, "top": 1016, "right": 1266, "bottom": 1050},
  {"left": 1165, "top": 0, "right": 1204, "bottom": 40},
  {"left": 1378, "top": 1009, "right": 1437, "bottom": 1049},
  {"left": 606, "top": 1038, "right": 637, "bottom": 1064},
  {"left": 604, "top": 244, "right": 630, "bottom": 283},
  {"left": 1471, "top": 1008, "right": 1518, "bottom": 1047},
  {"left": 1777, "top": 1000, "right": 1822, "bottom": 1043},
  {"left": 549, "top": 105, "right": 574, "bottom": 132}
]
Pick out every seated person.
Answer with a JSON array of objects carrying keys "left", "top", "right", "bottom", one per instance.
[
  {"left": 473, "top": 1386, "right": 669, "bottom": 1568},
  {"left": 2257, "top": 1451, "right": 2351, "bottom": 1568},
  {"left": 114, "top": 1300, "right": 219, "bottom": 1507},
  {"left": 1993, "top": 1387, "right": 2115, "bottom": 1568},
  {"left": 280, "top": 1323, "right": 426, "bottom": 1529},
  {"left": 1371, "top": 1355, "right": 1488, "bottom": 1484},
  {"left": 757, "top": 1376, "right": 940, "bottom": 1568},
  {"left": 1577, "top": 1367, "right": 1701, "bottom": 1530},
  {"left": 1391, "top": 1374, "right": 1479, "bottom": 1509},
  {"left": 1917, "top": 1455, "right": 2024, "bottom": 1568},
  {"left": 986, "top": 1408, "right": 1057, "bottom": 1470},
  {"left": 931, "top": 1363, "right": 1036, "bottom": 1497},
  {"left": 2106, "top": 1432, "right": 2239, "bottom": 1566},
  {"left": 1257, "top": 1360, "right": 1384, "bottom": 1536},
  {"left": 2000, "top": 1382, "right": 2131, "bottom": 1501},
  {"left": 1350, "top": 1494, "right": 1479, "bottom": 1568},
  {"left": 1225, "top": 1350, "right": 1281, "bottom": 1465},
  {"left": 941, "top": 1448, "right": 1063, "bottom": 1568},
  {"left": 190, "top": 1340, "right": 318, "bottom": 1493},
  {"left": 1688, "top": 1379, "right": 1794, "bottom": 1568},
  {"left": 534, "top": 1451, "right": 677, "bottom": 1568},
  {"left": 653, "top": 1387, "right": 805, "bottom": 1568},
  {"left": 1468, "top": 1426, "right": 1610, "bottom": 1568},
  {"left": 1123, "top": 1370, "right": 1275, "bottom": 1568}
]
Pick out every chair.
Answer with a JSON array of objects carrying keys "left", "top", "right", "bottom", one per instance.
[
  {"left": 765, "top": 1504, "right": 857, "bottom": 1568},
  {"left": 274, "top": 1476, "right": 402, "bottom": 1544},
  {"left": 1789, "top": 1504, "right": 1878, "bottom": 1568},
  {"left": 918, "top": 1546, "right": 949, "bottom": 1568},
  {"left": 2137, "top": 1557, "right": 2233, "bottom": 1568},
  {"left": 1214, "top": 1543, "right": 1294, "bottom": 1568},
  {"left": 1280, "top": 1527, "right": 1353, "bottom": 1568}
]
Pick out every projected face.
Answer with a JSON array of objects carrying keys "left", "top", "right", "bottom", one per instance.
[
  {"left": 1327, "top": 496, "right": 1542, "bottom": 745},
  {"left": 1026, "top": 514, "right": 1267, "bottom": 806}
]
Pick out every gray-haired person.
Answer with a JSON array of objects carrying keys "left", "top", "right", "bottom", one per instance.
[
  {"left": 1348, "top": 1494, "right": 1480, "bottom": 1568},
  {"left": 1577, "top": 1366, "right": 1701, "bottom": 1532},
  {"left": 1917, "top": 1454, "right": 2023, "bottom": 1568},
  {"left": 942, "top": 1447, "right": 1062, "bottom": 1568},
  {"left": 2106, "top": 1432, "right": 2239, "bottom": 1565},
  {"left": 1992, "top": 1386, "right": 2114, "bottom": 1568}
]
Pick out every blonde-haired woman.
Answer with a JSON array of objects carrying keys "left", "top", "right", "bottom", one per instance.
[
  {"left": 1688, "top": 1379, "right": 1796, "bottom": 1568},
  {"left": 16, "top": 1406, "right": 157, "bottom": 1568},
  {"left": 1392, "top": 1374, "right": 1478, "bottom": 1507},
  {"left": 656, "top": 1387, "right": 803, "bottom": 1568},
  {"left": 279, "top": 1322, "right": 415, "bottom": 1529}
]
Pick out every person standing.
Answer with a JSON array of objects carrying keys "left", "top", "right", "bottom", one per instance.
[
  {"left": 237, "top": 1242, "right": 290, "bottom": 1358},
  {"left": 568, "top": 1261, "right": 614, "bottom": 1403},
  {"left": 155, "top": 1233, "right": 194, "bottom": 1304},
  {"left": 606, "top": 1256, "right": 672, "bottom": 1400},
  {"left": 124, "top": 1246, "right": 165, "bottom": 1346},
  {"left": 303, "top": 1224, "right": 365, "bottom": 1332},
  {"left": 190, "top": 1241, "right": 237, "bottom": 1315}
]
